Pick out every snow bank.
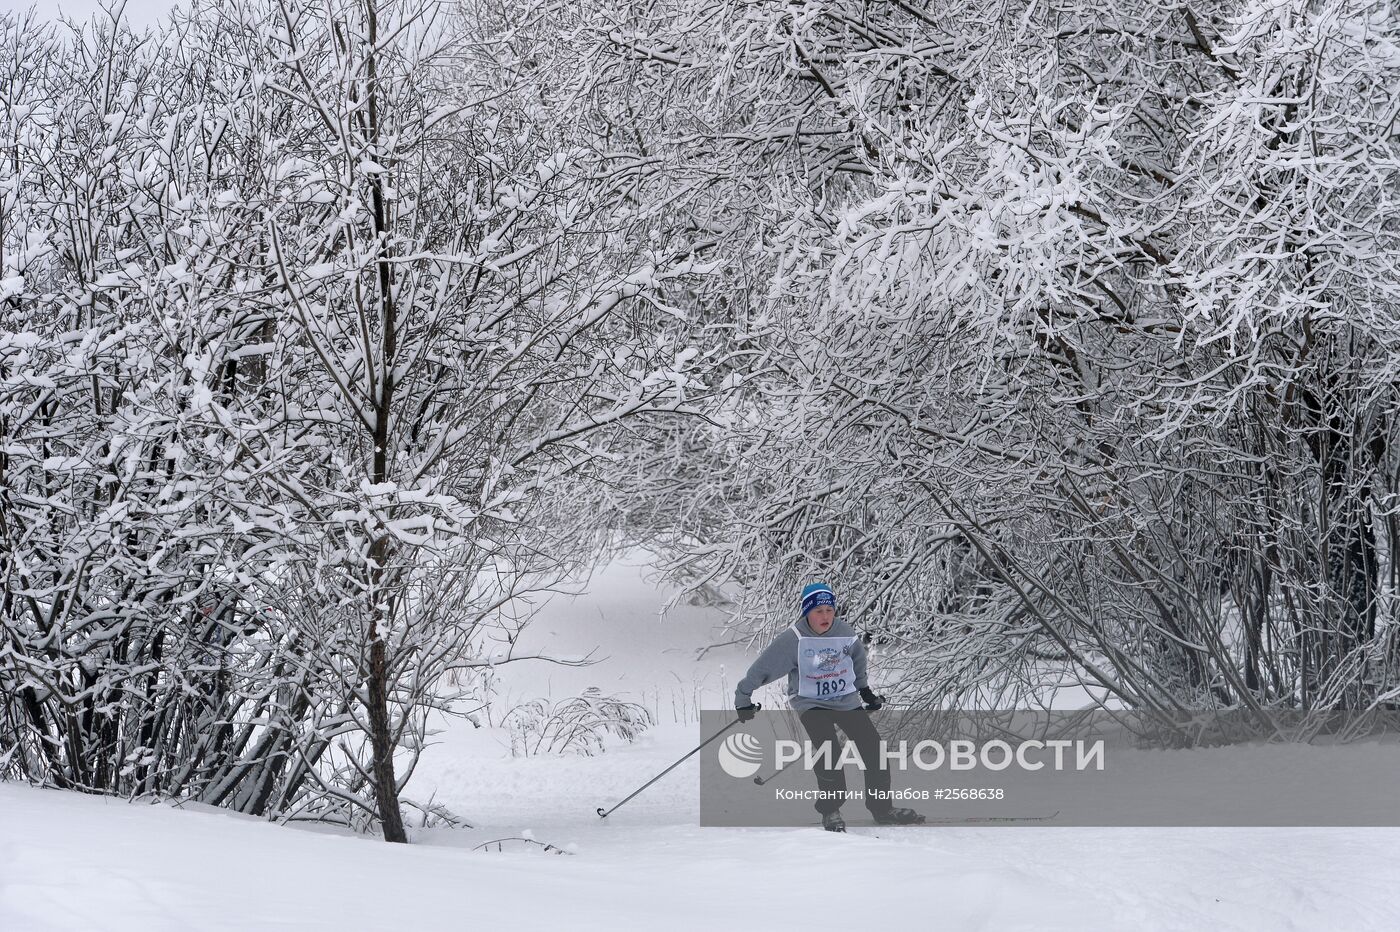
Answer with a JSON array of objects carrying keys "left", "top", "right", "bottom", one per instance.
[
  {"left": 5, "top": 556, "right": 1400, "bottom": 931},
  {"left": 5, "top": 771, "right": 1400, "bottom": 932}
]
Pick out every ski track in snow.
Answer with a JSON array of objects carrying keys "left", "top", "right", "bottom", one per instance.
[{"left": 4, "top": 555, "right": 1400, "bottom": 931}]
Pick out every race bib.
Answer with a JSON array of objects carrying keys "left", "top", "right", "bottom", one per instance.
[{"left": 795, "top": 632, "right": 858, "bottom": 700}]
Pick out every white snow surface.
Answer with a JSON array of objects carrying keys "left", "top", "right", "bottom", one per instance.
[{"left": 4, "top": 554, "right": 1400, "bottom": 931}]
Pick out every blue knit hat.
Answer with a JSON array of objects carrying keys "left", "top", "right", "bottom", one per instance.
[{"left": 800, "top": 582, "right": 836, "bottom": 618}]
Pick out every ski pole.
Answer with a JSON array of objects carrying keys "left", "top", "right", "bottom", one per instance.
[
  {"left": 752, "top": 754, "right": 799, "bottom": 786},
  {"left": 596, "top": 716, "right": 742, "bottom": 819}
]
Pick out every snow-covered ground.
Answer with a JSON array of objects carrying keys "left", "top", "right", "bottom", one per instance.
[{"left": 4, "top": 555, "right": 1400, "bottom": 931}]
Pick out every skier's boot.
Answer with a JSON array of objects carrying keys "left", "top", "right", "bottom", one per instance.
[
  {"left": 822, "top": 810, "right": 846, "bottom": 833},
  {"left": 872, "top": 806, "right": 925, "bottom": 825}
]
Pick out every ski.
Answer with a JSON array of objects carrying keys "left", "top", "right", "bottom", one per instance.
[
  {"left": 838, "top": 810, "right": 1060, "bottom": 829},
  {"left": 920, "top": 810, "right": 1061, "bottom": 825}
]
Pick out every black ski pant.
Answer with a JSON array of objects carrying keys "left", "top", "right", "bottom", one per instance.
[{"left": 798, "top": 708, "right": 892, "bottom": 816}]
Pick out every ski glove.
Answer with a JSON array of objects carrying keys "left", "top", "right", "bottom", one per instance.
[
  {"left": 736, "top": 703, "right": 761, "bottom": 722},
  {"left": 859, "top": 687, "right": 885, "bottom": 710}
]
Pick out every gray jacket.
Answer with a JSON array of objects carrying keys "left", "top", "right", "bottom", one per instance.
[{"left": 734, "top": 616, "right": 868, "bottom": 712}]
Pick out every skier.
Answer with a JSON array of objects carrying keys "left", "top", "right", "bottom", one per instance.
[{"left": 734, "top": 581, "right": 924, "bottom": 832}]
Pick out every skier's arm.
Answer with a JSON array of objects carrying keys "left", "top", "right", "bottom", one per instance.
[
  {"left": 735, "top": 631, "right": 797, "bottom": 707},
  {"left": 851, "top": 632, "right": 869, "bottom": 690}
]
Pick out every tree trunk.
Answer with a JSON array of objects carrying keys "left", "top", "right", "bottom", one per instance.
[{"left": 366, "top": 620, "right": 406, "bottom": 842}]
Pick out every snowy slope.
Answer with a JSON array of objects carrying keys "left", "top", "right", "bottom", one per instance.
[
  {"left": 7, "top": 773, "right": 1400, "bottom": 932},
  {"left": 4, "top": 555, "right": 1400, "bottom": 931}
]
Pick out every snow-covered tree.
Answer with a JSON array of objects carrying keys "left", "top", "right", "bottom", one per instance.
[
  {"left": 0, "top": 0, "right": 718, "bottom": 839},
  {"left": 584, "top": 0, "right": 1400, "bottom": 711}
]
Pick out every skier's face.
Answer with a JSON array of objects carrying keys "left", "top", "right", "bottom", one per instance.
[{"left": 806, "top": 605, "right": 835, "bottom": 633}]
